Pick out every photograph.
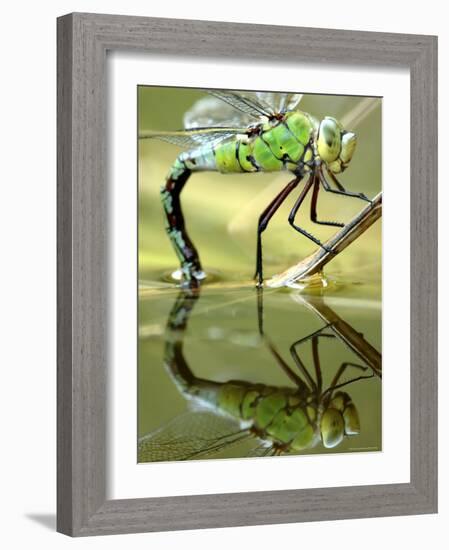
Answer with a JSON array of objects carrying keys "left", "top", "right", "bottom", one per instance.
[
  {"left": 137, "top": 87, "right": 382, "bottom": 462},
  {"left": 51, "top": 9, "right": 437, "bottom": 539}
]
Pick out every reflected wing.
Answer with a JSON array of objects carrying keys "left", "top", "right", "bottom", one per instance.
[
  {"left": 139, "top": 127, "right": 248, "bottom": 148},
  {"left": 246, "top": 442, "right": 277, "bottom": 458},
  {"left": 138, "top": 410, "right": 254, "bottom": 462}
]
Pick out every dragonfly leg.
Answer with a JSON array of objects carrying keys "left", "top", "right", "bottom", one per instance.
[
  {"left": 290, "top": 324, "right": 336, "bottom": 347},
  {"left": 256, "top": 286, "right": 264, "bottom": 335},
  {"left": 161, "top": 162, "right": 204, "bottom": 286},
  {"left": 311, "top": 335, "right": 323, "bottom": 394},
  {"left": 266, "top": 337, "right": 309, "bottom": 390},
  {"left": 254, "top": 176, "right": 301, "bottom": 286},
  {"left": 289, "top": 341, "right": 316, "bottom": 392},
  {"left": 257, "top": 287, "right": 312, "bottom": 391},
  {"left": 290, "top": 329, "right": 336, "bottom": 391},
  {"left": 310, "top": 176, "right": 345, "bottom": 228},
  {"left": 288, "top": 174, "right": 334, "bottom": 253},
  {"left": 320, "top": 167, "right": 371, "bottom": 203},
  {"left": 322, "top": 362, "right": 373, "bottom": 401}
]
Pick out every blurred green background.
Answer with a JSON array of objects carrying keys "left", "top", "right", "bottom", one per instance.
[{"left": 137, "top": 87, "right": 382, "bottom": 462}]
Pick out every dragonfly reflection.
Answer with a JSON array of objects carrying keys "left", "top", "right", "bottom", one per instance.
[{"left": 138, "top": 289, "right": 381, "bottom": 462}]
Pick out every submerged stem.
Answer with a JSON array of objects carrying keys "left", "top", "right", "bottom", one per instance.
[
  {"left": 292, "top": 294, "right": 382, "bottom": 377},
  {"left": 267, "top": 192, "right": 382, "bottom": 288}
]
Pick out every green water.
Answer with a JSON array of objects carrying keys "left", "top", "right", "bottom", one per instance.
[{"left": 137, "top": 87, "right": 382, "bottom": 462}]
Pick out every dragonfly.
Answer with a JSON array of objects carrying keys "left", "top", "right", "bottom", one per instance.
[
  {"left": 138, "top": 289, "right": 381, "bottom": 462},
  {"left": 141, "top": 90, "right": 378, "bottom": 287}
]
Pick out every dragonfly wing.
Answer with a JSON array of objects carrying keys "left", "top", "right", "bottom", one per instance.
[
  {"left": 138, "top": 410, "right": 253, "bottom": 462},
  {"left": 254, "top": 92, "right": 303, "bottom": 114},
  {"left": 139, "top": 127, "right": 248, "bottom": 148},
  {"left": 184, "top": 96, "right": 256, "bottom": 129},
  {"left": 246, "top": 441, "right": 277, "bottom": 458},
  {"left": 182, "top": 90, "right": 303, "bottom": 139},
  {"left": 207, "top": 89, "right": 274, "bottom": 119}
]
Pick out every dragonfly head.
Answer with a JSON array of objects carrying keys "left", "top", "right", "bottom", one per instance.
[
  {"left": 317, "top": 116, "right": 357, "bottom": 174},
  {"left": 319, "top": 391, "right": 360, "bottom": 448}
]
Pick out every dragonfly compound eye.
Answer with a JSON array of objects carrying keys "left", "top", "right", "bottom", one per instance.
[
  {"left": 328, "top": 391, "right": 360, "bottom": 436},
  {"left": 326, "top": 129, "right": 357, "bottom": 174},
  {"left": 342, "top": 402, "right": 360, "bottom": 435},
  {"left": 320, "top": 407, "right": 345, "bottom": 448},
  {"left": 340, "top": 131, "right": 357, "bottom": 163},
  {"left": 317, "top": 117, "right": 342, "bottom": 164}
]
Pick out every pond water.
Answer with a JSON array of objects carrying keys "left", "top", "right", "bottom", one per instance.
[{"left": 138, "top": 281, "right": 381, "bottom": 461}]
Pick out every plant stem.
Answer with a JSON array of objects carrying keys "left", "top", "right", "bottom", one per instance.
[
  {"left": 291, "top": 294, "right": 382, "bottom": 377},
  {"left": 267, "top": 192, "right": 382, "bottom": 288}
]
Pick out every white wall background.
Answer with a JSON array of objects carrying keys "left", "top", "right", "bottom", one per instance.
[{"left": 0, "top": 1, "right": 444, "bottom": 548}]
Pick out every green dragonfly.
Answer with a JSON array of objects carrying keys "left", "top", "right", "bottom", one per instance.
[
  {"left": 141, "top": 90, "right": 377, "bottom": 287},
  {"left": 138, "top": 289, "right": 381, "bottom": 462}
]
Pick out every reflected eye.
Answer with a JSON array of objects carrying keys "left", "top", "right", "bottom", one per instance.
[
  {"left": 317, "top": 117, "right": 341, "bottom": 163},
  {"left": 343, "top": 403, "right": 360, "bottom": 435},
  {"left": 320, "top": 407, "right": 345, "bottom": 448},
  {"left": 327, "top": 392, "right": 361, "bottom": 437}
]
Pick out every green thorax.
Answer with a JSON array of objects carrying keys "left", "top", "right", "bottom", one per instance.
[
  {"left": 217, "top": 381, "right": 319, "bottom": 451},
  {"left": 213, "top": 111, "right": 316, "bottom": 175}
]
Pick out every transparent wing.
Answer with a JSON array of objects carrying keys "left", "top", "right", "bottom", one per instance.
[
  {"left": 184, "top": 89, "right": 272, "bottom": 131},
  {"left": 246, "top": 441, "right": 278, "bottom": 458},
  {"left": 139, "top": 127, "right": 248, "bottom": 148},
  {"left": 138, "top": 410, "right": 254, "bottom": 462},
  {"left": 254, "top": 92, "right": 303, "bottom": 114},
  {"left": 207, "top": 89, "right": 274, "bottom": 119},
  {"left": 183, "top": 96, "right": 256, "bottom": 129},
  {"left": 183, "top": 90, "right": 304, "bottom": 133}
]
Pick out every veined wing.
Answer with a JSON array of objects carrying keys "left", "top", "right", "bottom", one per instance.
[
  {"left": 183, "top": 96, "right": 254, "bottom": 129},
  {"left": 139, "top": 126, "right": 248, "bottom": 148},
  {"left": 246, "top": 442, "right": 278, "bottom": 458},
  {"left": 254, "top": 92, "right": 303, "bottom": 114},
  {"left": 207, "top": 89, "right": 275, "bottom": 119},
  {"left": 184, "top": 90, "right": 304, "bottom": 132},
  {"left": 138, "top": 410, "right": 254, "bottom": 463}
]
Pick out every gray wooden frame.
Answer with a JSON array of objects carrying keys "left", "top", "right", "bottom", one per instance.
[{"left": 57, "top": 12, "right": 438, "bottom": 536}]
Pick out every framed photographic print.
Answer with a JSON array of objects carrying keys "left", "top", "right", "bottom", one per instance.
[{"left": 57, "top": 13, "right": 437, "bottom": 536}]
